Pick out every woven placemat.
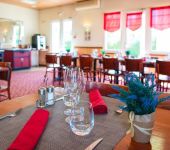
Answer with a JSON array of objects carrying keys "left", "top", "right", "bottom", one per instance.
[{"left": 0, "top": 93, "right": 129, "bottom": 150}]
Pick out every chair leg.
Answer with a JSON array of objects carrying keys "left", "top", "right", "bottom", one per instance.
[
  {"left": 8, "top": 89, "right": 11, "bottom": 99},
  {"left": 103, "top": 74, "right": 105, "bottom": 83},
  {"left": 44, "top": 68, "right": 48, "bottom": 83},
  {"left": 110, "top": 76, "right": 112, "bottom": 83}
]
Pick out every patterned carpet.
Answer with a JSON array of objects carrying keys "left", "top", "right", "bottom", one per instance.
[{"left": 0, "top": 69, "right": 57, "bottom": 100}]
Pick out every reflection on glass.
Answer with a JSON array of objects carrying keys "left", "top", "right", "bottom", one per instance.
[{"left": 0, "top": 18, "right": 24, "bottom": 48}]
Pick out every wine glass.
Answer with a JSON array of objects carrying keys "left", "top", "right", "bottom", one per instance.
[
  {"left": 69, "top": 101, "right": 94, "bottom": 136},
  {"left": 63, "top": 67, "right": 83, "bottom": 122}
]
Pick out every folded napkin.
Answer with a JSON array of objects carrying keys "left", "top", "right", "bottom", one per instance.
[
  {"left": 89, "top": 89, "right": 108, "bottom": 114},
  {"left": 8, "top": 109, "right": 49, "bottom": 150}
]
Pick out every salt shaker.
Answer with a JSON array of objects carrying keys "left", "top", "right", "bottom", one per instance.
[
  {"left": 38, "top": 87, "right": 46, "bottom": 108},
  {"left": 46, "top": 86, "right": 55, "bottom": 106}
]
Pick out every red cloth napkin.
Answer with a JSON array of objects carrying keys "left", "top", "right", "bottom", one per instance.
[
  {"left": 8, "top": 109, "right": 49, "bottom": 150},
  {"left": 89, "top": 89, "right": 108, "bottom": 114}
]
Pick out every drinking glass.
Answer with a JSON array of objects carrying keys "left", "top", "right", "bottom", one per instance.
[{"left": 69, "top": 101, "right": 94, "bottom": 136}]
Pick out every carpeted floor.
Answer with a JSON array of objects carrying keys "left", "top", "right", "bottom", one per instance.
[{"left": 0, "top": 68, "right": 58, "bottom": 100}]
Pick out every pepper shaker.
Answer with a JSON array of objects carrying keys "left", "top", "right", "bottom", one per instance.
[{"left": 37, "top": 87, "right": 46, "bottom": 108}]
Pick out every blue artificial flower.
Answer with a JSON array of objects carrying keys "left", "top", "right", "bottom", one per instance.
[{"left": 109, "top": 73, "right": 170, "bottom": 115}]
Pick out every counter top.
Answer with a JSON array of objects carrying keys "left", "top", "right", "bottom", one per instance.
[{"left": 0, "top": 48, "right": 32, "bottom": 51}]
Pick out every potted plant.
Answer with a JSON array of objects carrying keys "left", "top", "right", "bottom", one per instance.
[
  {"left": 101, "top": 49, "right": 106, "bottom": 56},
  {"left": 110, "top": 73, "right": 170, "bottom": 143},
  {"left": 65, "top": 41, "right": 71, "bottom": 54},
  {"left": 125, "top": 50, "right": 130, "bottom": 58}
]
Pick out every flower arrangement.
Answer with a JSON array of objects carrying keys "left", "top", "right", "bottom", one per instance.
[{"left": 110, "top": 73, "right": 170, "bottom": 115}]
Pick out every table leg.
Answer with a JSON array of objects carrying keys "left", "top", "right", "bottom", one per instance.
[{"left": 93, "top": 59, "right": 97, "bottom": 81}]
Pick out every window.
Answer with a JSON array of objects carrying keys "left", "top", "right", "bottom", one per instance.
[
  {"left": 52, "top": 21, "right": 60, "bottom": 53},
  {"left": 104, "top": 12, "right": 121, "bottom": 50},
  {"left": 62, "top": 20, "right": 72, "bottom": 51},
  {"left": 51, "top": 19, "right": 72, "bottom": 53},
  {"left": 151, "top": 6, "right": 170, "bottom": 52},
  {"left": 125, "top": 12, "right": 144, "bottom": 57}
]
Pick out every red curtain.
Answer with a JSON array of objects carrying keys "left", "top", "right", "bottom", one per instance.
[
  {"left": 104, "top": 12, "right": 120, "bottom": 32},
  {"left": 151, "top": 6, "right": 170, "bottom": 30},
  {"left": 126, "top": 12, "right": 142, "bottom": 31}
]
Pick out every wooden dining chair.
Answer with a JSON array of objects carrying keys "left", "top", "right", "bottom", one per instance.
[
  {"left": 124, "top": 58, "right": 144, "bottom": 83},
  {"left": 79, "top": 54, "right": 94, "bottom": 81},
  {"left": 85, "top": 81, "right": 128, "bottom": 97},
  {"left": 0, "top": 62, "right": 12, "bottom": 100},
  {"left": 60, "top": 55, "right": 72, "bottom": 68},
  {"left": 102, "top": 57, "right": 122, "bottom": 84},
  {"left": 156, "top": 60, "right": 170, "bottom": 92},
  {"left": 44, "top": 53, "right": 60, "bottom": 84},
  {"left": 57, "top": 55, "right": 72, "bottom": 85}
]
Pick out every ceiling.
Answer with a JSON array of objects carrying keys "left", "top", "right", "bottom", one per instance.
[{"left": 0, "top": 0, "right": 89, "bottom": 10}]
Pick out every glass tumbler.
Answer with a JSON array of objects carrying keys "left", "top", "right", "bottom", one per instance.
[{"left": 69, "top": 101, "right": 94, "bottom": 136}]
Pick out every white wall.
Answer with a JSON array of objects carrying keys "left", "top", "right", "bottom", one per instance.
[
  {"left": 0, "top": 2, "right": 39, "bottom": 45},
  {"left": 39, "top": 0, "right": 170, "bottom": 49}
]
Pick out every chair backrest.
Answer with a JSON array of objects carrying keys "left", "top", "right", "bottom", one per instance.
[
  {"left": 103, "top": 57, "right": 119, "bottom": 70},
  {"left": 60, "top": 55, "right": 72, "bottom": 67},
  {"left": 156, "top": 60, "right": 170, "bottom": 76},
  {"left": 0, "top": 62, "right": 12, "bottom": 83},
  {"left": 79, "top": 54, "right": 93, "bottom": 70},
  {"left": 45, "top": 54, "right": 57, "bottom": 64},
  {"left": 86, "top": 81, "right": 128, "bottom": 97},
  {"left": 125, "top": 58, "right": 143, "bottom": 72}
]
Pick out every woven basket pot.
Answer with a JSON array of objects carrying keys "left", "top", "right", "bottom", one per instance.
[{"left": 132, "top": 112, "right": 155, "bottom": 143}]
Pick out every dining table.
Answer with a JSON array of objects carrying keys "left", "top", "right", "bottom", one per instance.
[
  {"left": 53, "top": 54, "right": 157, "bottom": 83},
  {"left": 0, "top": 88, "right": 130, "bottom": 150},
  {"left": 0, "top": 87, "right": 170, "bottom": 150}
]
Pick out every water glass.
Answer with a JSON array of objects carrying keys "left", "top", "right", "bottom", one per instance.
[{"left": 69, "top": 101, "right": 94, "bottom": 136}]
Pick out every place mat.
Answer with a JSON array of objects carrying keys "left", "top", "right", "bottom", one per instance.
[{"left": 0, "top": 93, "right": 129, "bottom": 150}]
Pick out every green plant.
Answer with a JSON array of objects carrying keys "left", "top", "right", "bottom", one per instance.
[
  {"left": 125, "top": 50, "right": 130, "bottom": 56},
  {"left": 101, "top": 49, "right": 106, "bottom": 55},
  {"left": 110, "top": 73, "right": 170, "bottom": 115},
  {"left": 65, "top": 41, "right": 71, "bottom": 52}
]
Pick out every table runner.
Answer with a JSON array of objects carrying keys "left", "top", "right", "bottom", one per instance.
[{"left": 0, "top": 93, "right": 129, "bottom": 150}]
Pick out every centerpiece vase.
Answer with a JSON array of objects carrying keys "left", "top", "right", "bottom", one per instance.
[{"left": 130, "top": 112, "right": 155, "bottom": 143}]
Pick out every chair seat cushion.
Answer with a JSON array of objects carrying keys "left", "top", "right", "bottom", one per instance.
[
  {"left": 47, "top": 64, "right": 60, "bottom": 68},
  {"left": 158, "top": 75, "right": 170, "bottom": 82},
  {"left": 0, "top": 85, "right": 8, "bottom": 92},
  {"left": 103, "top": 70, "right": 122, "bottom": 76}
]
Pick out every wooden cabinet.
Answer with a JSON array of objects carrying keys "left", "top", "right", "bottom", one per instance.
[
  {"left": 39, "top": 50, "right": 47, "bottom": 66},
  {"left": 4, "top": 50, "right": 31, "bottom": 70}
]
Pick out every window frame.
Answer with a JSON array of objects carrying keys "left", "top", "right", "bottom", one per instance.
[{"left": 51, "top": 18, "right": 73, "bottom": 53}]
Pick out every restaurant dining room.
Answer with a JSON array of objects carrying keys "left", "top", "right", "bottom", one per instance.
[{"left": 0, "top": 0, "right": 170, "bottom": 150}]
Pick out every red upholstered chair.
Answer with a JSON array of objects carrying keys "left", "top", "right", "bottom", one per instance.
[
  {"left": 156, "top": 60, "right": 170, "bottom": 92},
  {"left": 102, "top": 57, "right": 122, "bottom": 84},
  {"left": 0, "top": 62, "right": 12, "bottom": 100}
]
